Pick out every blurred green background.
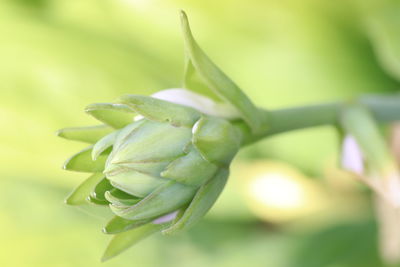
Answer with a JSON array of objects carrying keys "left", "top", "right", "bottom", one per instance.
[{"left": 2, "top": 0, "right": 400, "bottom": 266}]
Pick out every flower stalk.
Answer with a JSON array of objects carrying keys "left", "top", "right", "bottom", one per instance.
[{"left": 251, "top": 96, "right": 400, "bottom": 143}]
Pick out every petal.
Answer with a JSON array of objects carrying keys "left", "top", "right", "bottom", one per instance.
[
  {"left": 161, "top": 148, "right": 218, "bottom": 186},
  {"left": 85, "top": 103, "right": 135, "bottom": 129},
  {"left": 112, "top": 120, "right": 145, "bottom": 151},
  {"left": 56, "top": 125, "right": 113, "bottom": 144},
  {"left": 101, "top": 223, "right": 163, "bottom": 262},
  {"left": 87, "top": 195, "right": 109, "bottom": 205},
  {"left": 105, "top": 190, "right": 141, "bottom": 207},
  {"left": 90, "top": 177, "right": 113, "bottom": 202},
  {"left": 92, "top": 130, "right": 119, "bottom": 160},
  {"left": 152, "top": 88, "right": 240, "bottom": 119},
  {"left": 103, "top": 216, "right": 151, "bottom": 234},
  {"left": 192, "top": 116, "right": 241, "bottom": 165},
  {"left": 341, "top": 135, "right": 364, "bottom": 175},
  {"left": 111, "top": 121, "right": 191, "bottom": 163},
  {"left": 110, "top": 181, "right": 196, "bottom": 220},
  {"left": 63, "top": 146, "right": 110, "bottom": 172},
  {"left": 106, "top": 169, "right": 168, "bottom": 198},
  {"left": 152, "top": 211, "right": 179, "bottom": 224},
  {"left": 112, "top": 161, "right": 170, "bottom": 177},
  {"left": 162, "top": 168, "right": 228, "bottom": 234},
  {"left": 65, "top": 173, "right": 105, "bottom": 205},
  {"left": 119, "top": 94, "right": 200, "bottom": 127}
]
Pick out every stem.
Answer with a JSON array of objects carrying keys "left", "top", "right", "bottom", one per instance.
[{"left": 248, "top": 95, "right": 400, "bottom": 144}]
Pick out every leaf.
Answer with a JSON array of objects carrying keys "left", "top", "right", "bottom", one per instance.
[
  {"left": 65, "top": 173, "right": 105, "bottom": 205},
  {"left": 119, "top": 94, "right": 200, "bottom": 127},
  {"left": 103, "top": 216, "right": 150, "bottom": 234},
  {"left": 163, "top": 168, "right": 228, "bottom": 235},
  {"left": 63, "top": 146, "right": 110, "bottom": 172},
  {"left": 180, "top": 10, "right": 263, "bottom": 133},
  {"left": 101, "top": 223, "right": 163, "bottom": 262},
  {"left": 110, "top": 181, "right": 196, "bottom": 220},
  {"left": 192, "top": 116, "right": 241, "bottom": 165},
  {"left": 85, "top": 103, "right": 135, "bottom": 129},
  {"left": 56, "top": 125, "right": 113, "bottom": 144}
]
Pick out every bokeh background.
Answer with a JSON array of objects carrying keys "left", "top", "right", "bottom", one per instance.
[{"left": 1, "top": 0, "right": 400, "bottom": 266}]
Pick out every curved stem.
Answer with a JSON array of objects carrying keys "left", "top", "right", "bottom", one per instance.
[{"left": 247, "top": 95, "right": 400, "bottom": 144}]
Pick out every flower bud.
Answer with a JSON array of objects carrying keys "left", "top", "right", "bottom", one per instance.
[
  {"left": 340, "top": 106, "right": 400, "bottom": 265},
  {"left": 59, "top": 89, "right": 244, "bottom": 260},
  {"left": 339, "top": 105, "right": 400, "bottom": 207}
]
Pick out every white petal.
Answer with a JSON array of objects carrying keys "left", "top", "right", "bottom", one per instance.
[
  {"left": 134, "top": 115, "right": 144, "bottom": 121},
  {"left": 152, "top": 88, "right": 240, "bottom": 118},
  {"left": 341, "top": 135, "right": 364, "bottom": 175}
]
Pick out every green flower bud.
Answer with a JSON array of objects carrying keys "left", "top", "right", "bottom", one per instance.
[
  {"left": 57, "top": 10, "right": 262, "bottom": 261},
  {"left": 59, "top": 88, "right": 246, "bottom": 260}
]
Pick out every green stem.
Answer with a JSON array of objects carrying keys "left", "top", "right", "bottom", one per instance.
[{"left": 247, "top": 95, "right": 400, "bottom": 144}]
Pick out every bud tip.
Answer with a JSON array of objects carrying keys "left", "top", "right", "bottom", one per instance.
[
  {"left": 179, "top": 10, "right": 187, "bottom": 20},
  {"left": 55, "top": 129, "right": 62, "bottom": 137}
]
